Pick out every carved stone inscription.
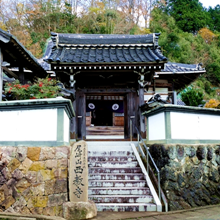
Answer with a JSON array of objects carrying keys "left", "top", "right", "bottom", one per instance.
[{"left": 69, "top": 140, "right": 88, "bottom": 202}]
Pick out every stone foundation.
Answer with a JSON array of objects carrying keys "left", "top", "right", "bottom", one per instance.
[
  {"left": 148, "top": 144, "right": 220, "bottom": 211},
  {"left": 0, "top": 146, "right": 70, "bottom": 216}
]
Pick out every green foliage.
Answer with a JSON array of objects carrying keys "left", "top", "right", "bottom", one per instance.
[
  {"left": 165, "top": 0, "right": 208, "bottom": 33},
  {"left": 4, "top": 77, "right": 61, "bottom": 100},
  {"left": 207, "top": 5, "right": 220, "bottom": 32},
  {"left": 180, "top": 88, "right": 205, "bottom": 106}
]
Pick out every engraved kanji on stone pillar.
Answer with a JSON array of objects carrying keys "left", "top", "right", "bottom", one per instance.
[{"left": 69, "top": 140, "right": 88, "bottom": 202}]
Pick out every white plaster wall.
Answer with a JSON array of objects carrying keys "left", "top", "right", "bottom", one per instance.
[
  {"left": 148, "top": 112, "right": 165, "bottom": 140},
  {"left": 171, "top": 112, "right": 220, "bottom": 140},
  {"left": 0, "top": 109, "right": 57, "bottom": 141},
  {"left": 64, "top": 111, "right": 70, "bottom": 142},
  {"left": 144, "top": 87, "right": 168, "bottom": 101}
]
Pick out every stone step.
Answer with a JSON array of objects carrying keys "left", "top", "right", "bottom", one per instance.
[
  {"left": 88, "top": 187, "right": 151, "bottom": 195},
  {"left": 88, "top": 161, "right": 138, "bottom": 168},
  {"left": 88, "top": 173, "right": 145, "bottom": 180},
  {"left": 88, "top": 151, "right": 134, "bottom": 156},
  {"left": 89, "top": 167, "right": 142, "bottom": 174},
  {"left": 89, "top": 195, "right": 153, "bottom": 203},
  {"left": 95, "top": 203, "right": 157, "bottom": 212},
  {"left": 88, "top": 180, "right": 147, "bottom": 187},
  {"left": 88, "top": 156, "right": 136, "bottom": 162}
]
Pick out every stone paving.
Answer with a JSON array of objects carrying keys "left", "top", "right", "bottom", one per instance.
[{"left": 92, "top": 204, "right": 220, "bottom": 220}]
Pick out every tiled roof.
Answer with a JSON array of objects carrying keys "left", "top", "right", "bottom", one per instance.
[
  {"left": 0, "top": 28, "right": 46, "bottom": 75},
  {"left": 44, "top": 33, "right": 167, "bottom": 64},
  {"left": 161, "top": 62, "right": 205, "bottom": 73}
]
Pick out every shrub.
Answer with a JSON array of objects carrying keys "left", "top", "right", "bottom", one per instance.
[
  {"left": 180, "top": 87, "right": 205, "bottom": 107},
  {"left": 4, "top": 77, "right": 61, "bottom": 100},
  {"left": 204, "top": 99, "right": 220, "bottom": 109}
]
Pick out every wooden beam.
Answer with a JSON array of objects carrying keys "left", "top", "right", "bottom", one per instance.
[
  {"left": 0, "top": 48, "right": 2, "bottom": 101},
  {"left": 154, "top": 83, "right": 172, "bottom": 88},
  {"left": 80, "top": 88, "right": 136, "bottom": 94},
  {"left": 2, "top": 66, "right": 18, "bottom": 79}
]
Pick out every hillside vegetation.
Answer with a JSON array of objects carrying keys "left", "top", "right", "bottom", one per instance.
[{"left": 1, "top": 0, "right": 220, "bottom": 99}]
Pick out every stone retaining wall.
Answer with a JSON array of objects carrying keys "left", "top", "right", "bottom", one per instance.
[
  {"left": 0, "top": 146, "right": 70, "bottom": 216},
  {"left": 148, "top": 144, "right": 220, "bottom": 211}
]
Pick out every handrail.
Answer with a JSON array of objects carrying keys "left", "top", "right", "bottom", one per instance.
[{"left": 134, "top": 126, "right": 161, "bottom": 202}]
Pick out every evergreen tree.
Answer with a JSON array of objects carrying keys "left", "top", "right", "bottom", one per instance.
[
  {"left": 165, "top": 0, "right": 208, "bottom": 33},
  {"left": 208, "top": 5, "right": 220, "bottom": 32}
]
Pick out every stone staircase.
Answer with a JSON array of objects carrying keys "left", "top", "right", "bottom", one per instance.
[{"left": 87, "top": 142, "right": 161, "bottom": 212}]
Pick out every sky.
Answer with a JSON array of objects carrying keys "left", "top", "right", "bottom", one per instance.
[{"left": 199, "top": 0, "right": 219, "bottom": 8}]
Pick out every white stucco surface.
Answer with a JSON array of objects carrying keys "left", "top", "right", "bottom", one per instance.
[
  {"left": 64, "top": 111, "right": 70, "bottom": 142},
  {"left": 0, "top": 109, "right": 57, "bottom": 141},
  {"left": 148, "top": 112, "right": 165, "bottom": 140},
  {"left": 170, "top": 112, "right": 220, "bottom": 140}
]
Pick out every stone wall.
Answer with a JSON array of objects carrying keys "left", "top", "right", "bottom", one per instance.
[
  {"left": 0, "top": 146, "right": 70, "bottom": 216},
  {"left": 148, "top": 144, "right": 220, "bottom": 211}
]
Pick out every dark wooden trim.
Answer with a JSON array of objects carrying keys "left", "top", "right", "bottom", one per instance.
[
  {"left": 2, "top": 66, "right": 18, "bottom": 79},
  {"left": 80, "top": 88, "right": 136, "bottom": 94}
]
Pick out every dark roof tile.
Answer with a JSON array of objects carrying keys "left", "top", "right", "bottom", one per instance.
[{"left": 44, "top": 33, "right": 168, "bottom": 64}]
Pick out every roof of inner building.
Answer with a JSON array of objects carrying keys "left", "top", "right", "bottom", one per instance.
[{"left": 43, "top": 33, "right": 168, "bottom": 64}]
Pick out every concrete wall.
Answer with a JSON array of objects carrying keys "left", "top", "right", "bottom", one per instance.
[
  {"left": 148, "top": 144, "right": 220, "bottom": 211},
  {"left": 0, "top": 109, "right": 58, "bottom": 141},
  {"left": 0, "top": 146, "right": 70, "bottom": 216},
  {"left": 0, "top": 98, "right": 74, "bottom": 147},
  {"left": 170, "top": 112, "right": 220, "bottom": 140}
]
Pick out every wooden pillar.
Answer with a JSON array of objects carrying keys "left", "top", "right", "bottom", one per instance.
[
  {"left": 0, "top": 48, "right": 3, "bottom": 102},
  {"left": 70, "top": 90, "right": 77, "bottom": 140},
  {"left": 76, "top": 91, "right": 86, "bottom": 140},
  {"left": 18, "top": 66, "right": 25, "bottom": 84},
  {"left": 125, "top": 92, "right": 137, "bottom": 139},
  {"left": 138, "top": 85, "right": 146, "bottom": 138}
]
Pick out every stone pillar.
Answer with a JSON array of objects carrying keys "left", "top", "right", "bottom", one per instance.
[
  {"left": 69, "top": 141, "right": 88, "bottom": 202},
  {"left": 64, "top": 140, "right": 97, "bottom": 220}
]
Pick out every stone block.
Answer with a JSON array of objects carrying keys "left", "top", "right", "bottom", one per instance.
[
  {"left": 167, "top": 145, "right": 176, "bottom": 160},
  {"left": 54, "top": 168, "right": 68, "bottom": 179},
  {"left": 12, "top": 169, "right": 23, "bottom": 181},
  {"left": 44, "top": 180, "right": 56, "bottom": 196},
  {"left": 16, "top": 147, "right": 27, "bottom": 162},
  {"left": 25, "top": 171, "right": 37, "bottom": 184},
  {"left": 57, "top": 159, "right": 68, "bottom": 168},
  {"left": 16, "top": 178, "right": 31, "bottom": 193},
  {"left": 0, "top": 190, "right": 5, "bottom": 203},
  {"left": 27, "top": 147, "right": 41, "bottom": 161},
  {"left": 29, "top": 162, "right": 45, "bottom": 172},
  {"left": 36, "top": 171, "right": 43, "bottom": 183},
  {"left": 192, "top": 156, "right": 200, "bottom": 165},
  {"left": 19, "top": 158, "right": 33, "bottom": 174},
  {"left": 63, "top": 201, "right": 97, "bottom": 220},
  {"left": 40, "top": 170, "right": 54, "bottom": 181},
  {"left": 1, "top": 195, "right": 15, "bottom": 209},
  {"left": 1, "top": 147, "right": 17, "bottom": 160},
  {"left": 12, "top": 196, "right": 27, "bottom": 211},
  {"left": 6, "top": 178, "right": 17, "bottom": 188},
  {"left": 30, "top": 183, "right": 45, "bottom": 196},
  {"left": 7, "top": 158, "right": 21, "bottom": 173},
  {"left": 196, "top": 146, "right": 207, "bottom": 160},
  {"left": 39, "top": 148, "right": 56, "bottom": 161},
  {"left": 54, "top": 179, "right": 68, "bottom": 194},
  {"left": 177, "top": 145, "right": 185, "bottom": 160},
  {"left": 56, "top": 146, "right": 70, "bottom": 159},
  {"left": 30, "top": 207, "right": 44, "bottom": 215},
  {"left": 20, "top": 206, "right": 31, "bottom": 214},
  {"left": 48, "top": 193, "right": 68, "bottom": 207},
  {"left": 32, "top": 196, "right": 48, "bottom": 208},
  {"left": 45, "top": 160, "right": 57, "bottom": 169}
]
